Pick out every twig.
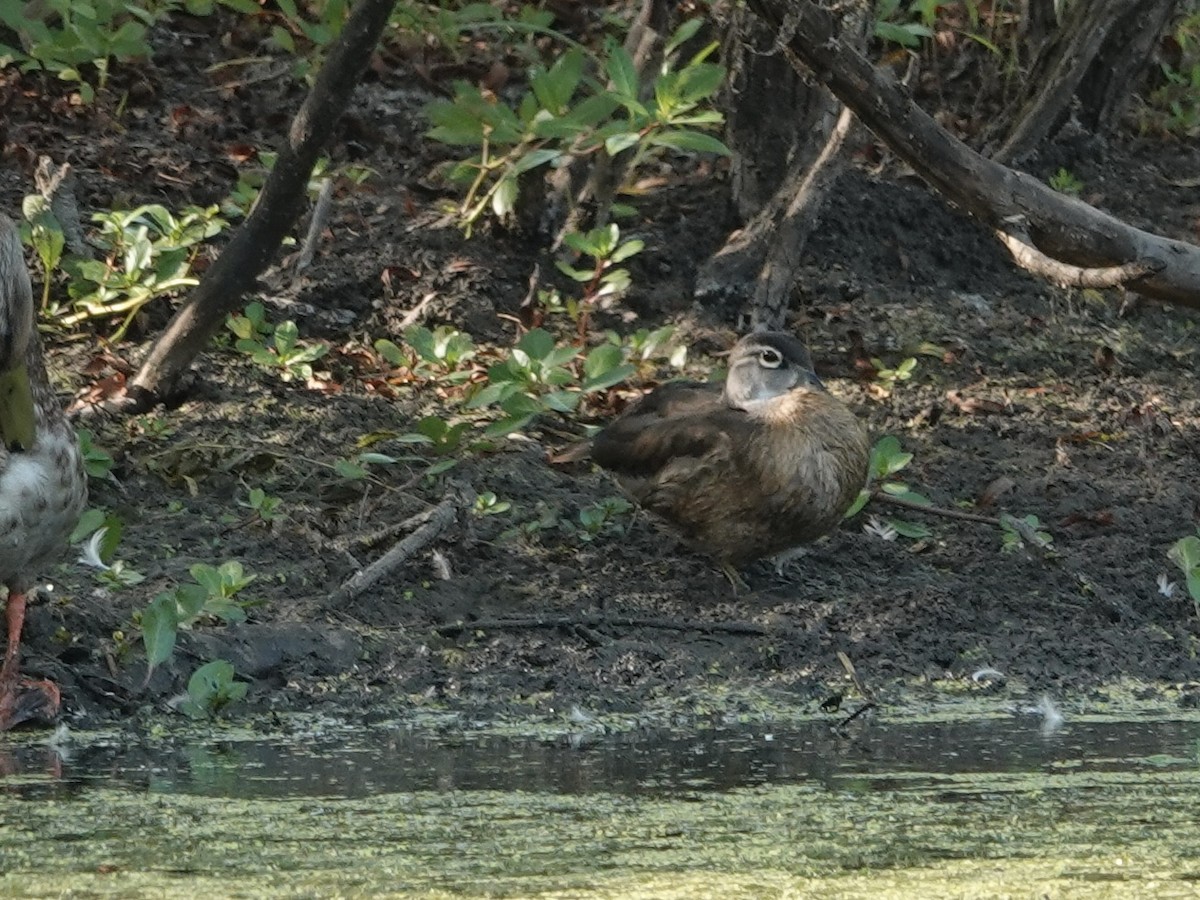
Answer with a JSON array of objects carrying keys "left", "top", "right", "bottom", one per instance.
[
  {"left": 326, "top": 492, "right": 466, "bottom": 608},
  {"left": 295, "top": 177, "right": 335, "bottom": 275},
  {"left": 995, "top": 226, "right": 1163, "bottom": 289},
  {"left": 873, "top": 490, "right": 1054, "bottom": 556},
  {"left": 332, "top": 502, "right": 445, "bottom": 554},
  {"left": 871, "top": 490, "right": 999, "bottom": 525},
  {"left": 435, "top": 615, "right": 773, "bottom": 638}
]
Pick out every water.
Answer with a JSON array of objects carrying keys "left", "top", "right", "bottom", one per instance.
[{"left": 3, "top": 714, "right": 1200, "bottom": 898}]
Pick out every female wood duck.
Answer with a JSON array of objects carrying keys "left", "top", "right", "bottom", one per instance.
[
  {"left": 579, "top": 332, "right": 869, "bottom": 575},
  {"left": 0, "top": 214, "right": 87, "bottom": 730}
]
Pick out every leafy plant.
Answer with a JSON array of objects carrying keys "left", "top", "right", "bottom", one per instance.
[
  {"left": 1048, "top": 168, "right": 1084, "bottom": 196},
  {"left": 240, "top": 486, "right": 284, "bottom": 525},
  {"left": 139, "top": 561, "right": 257, "bottom": 682},
  {"left": 426, "top": 18, "right": 728, "bottom": 233},
  {"left": 237, "top": 319, "right": 329, "bottom": 382},
  {"left": 20, "top": 195, "right": 64, "bottom": 310},
  {"left": 1168, "top": 531, "right": 1200, "bottom": 618},
  {"left": 178, "top": 659, "right": 248, "bottom": 719},
  {"left": 576, "top": 496, "right": 633, "bottom": 541},
  {"left": 396, "top": 415, "right": 471, "bottom": 457},
  {"left": 466, "top": 328, "right": 634, "bottom": 436},
  {"left": 0, "top": 0, "right": 154, "bottom": 101},
  {"left": 1144, "top": 11, "right": 1200, "bottom": 138},
  {"left": 227, "top": 301, "right": 274, "bottom": 345},
  {"left": 375, "top": 325, "right": 478, "bottom": 384},
  {"left": 473, "top": 491, "right": 512, "bottom": 517},
  {"left": 555, "top": 223, "right": 643, "bottom": 340},
  {"left": 58, "top": 204, "right": 225, "bottom": 338},
  {"left": 871, "top": 356, "right": 917, "bottom": 394},
  {"left": 844, "top": 436, "right": 931, "bottom": 539}
]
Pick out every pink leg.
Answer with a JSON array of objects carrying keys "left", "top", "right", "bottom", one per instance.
[
  {"left": 1, "top": 591, "right": 60, "bottom": 731},
  {"left": 1, "top": 590, "right": 26, "bottom": 687}
]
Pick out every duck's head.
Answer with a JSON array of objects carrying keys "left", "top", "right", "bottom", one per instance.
[{"left": 724, "top": 332, "right": 823, "bottom": 410}]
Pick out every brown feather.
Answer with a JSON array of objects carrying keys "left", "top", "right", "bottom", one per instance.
[{"left": 584, "top": 337, "right": 869, "bottom": 568}]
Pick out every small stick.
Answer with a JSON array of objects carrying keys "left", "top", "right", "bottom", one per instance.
[
  {"left": 435, "top": 615, "right": 773, "bottom": 638},
  {"left": 873, "top": 491, "right": 1053, "bottom": 556},
  {"left": 332, "top": 503, "right": 444, "bottom": 554},
  {"left": 872, "top": 490, "right": 999, "bottom": 525},
  {"left": 295, "top": 178, "right": 335, "bottom": 274},
  {"left": 326, "top": 494, "right": 464, "bottom": 608}
]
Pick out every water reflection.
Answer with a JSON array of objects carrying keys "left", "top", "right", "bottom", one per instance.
[{"left": 3, "top": 716, "right": 1198, "bottom": 801}]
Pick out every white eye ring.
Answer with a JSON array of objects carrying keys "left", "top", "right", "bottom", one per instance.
[{"left": 759, "top": 348, "right": 783, "bottom": 368}]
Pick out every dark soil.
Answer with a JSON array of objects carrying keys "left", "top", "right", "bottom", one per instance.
[{"left": 3, "top": 10, "right": 1200, "bottom": 730}]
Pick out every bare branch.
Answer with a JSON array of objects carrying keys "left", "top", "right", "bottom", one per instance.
[
  {"left": 995, "top": 228, "right": 1164, "bottom": 289},
  {"left": 111, "top": 0, "right": 397, "bottom": 412},
  {"left": 744, "top": 0, "right": 1200, "bottom": 310}
]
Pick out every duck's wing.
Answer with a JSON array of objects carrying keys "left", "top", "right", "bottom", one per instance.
[{"left": 591, "top": 381, "right": 756, "bottom": 479}]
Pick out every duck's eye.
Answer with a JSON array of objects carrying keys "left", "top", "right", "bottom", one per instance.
[{"left": 759, "top": 348, "right": 783, "bottom": 368}]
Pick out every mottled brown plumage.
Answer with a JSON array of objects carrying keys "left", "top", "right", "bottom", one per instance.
[
  {"left": 588, "top": 332, "right": 869, "bottom": 568},
  {"left": 0, "top": 214, "right": 87, "bottom": 730}
]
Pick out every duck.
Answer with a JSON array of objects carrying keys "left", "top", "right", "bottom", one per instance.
[
  {"left": 568, "top": 331, "right": 869, "bottom": 580},
  {"left": 0, "top": 214, "right": 87, "bottom": 730}
]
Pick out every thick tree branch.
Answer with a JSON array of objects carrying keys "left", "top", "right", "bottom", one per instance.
[
  {"left": 111, "top": 0, "right": 396, "bottom": 412},
  {"left": 745, "top": 0, "right": 1200, "bottom": 310}
]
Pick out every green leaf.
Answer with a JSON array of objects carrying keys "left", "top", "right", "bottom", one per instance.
[
  {"left": 869, "top": 436, "right": 912, "bottom": 479},
  {"left": 888, "top": 519, "right": 932, "bottom": 539},
  {"left": 842, "top": 489, "right": 870, "bottom": 520},
  {"left": 174, "top": 583, "right": 209, "bottom": 622},
  {"left": 1169, "top": 536, "right": 1200, "bottom": 574},
  {"left": 604, "top": 132, "right": 641, "bottom": 156},
  {"left": 516, "top": 328, "right": 556, "bottom": 361},
  {"left": 513, "top": 147, "right": 562, "bottom": 174},
  {"left": 673, "top": 63, "right": 725, "bottom": 105},
  {"left": 491, "top": 176, "right": 518, "bottom": 218},
  {"left": 374, "top": 338, "right": 405, "bottom": 366},
  {"left": 141, "top": 593, "right": 179, "bottom": 674},
  {"left": 605, "top": 44, "right": 639, "bottom": 99},
  {"left": 609, "top": 239, "right": 644, "bottom": 263},
  {"left": 874, "top": 21, "right": 932, "bottom": 47},
  {"left": 466, "top": 379, "right": 516, "bottom": 409},
  {"left": 555, "top": 260, "right": 594, "bottom": 282},
  {"left": 582, "top": 361, "right": 634, "bottom": 393},
  {"left": 530, "top": 48, "right": 583, "bottom": 114},
  {"left": 426, "top": 99, "right": 486, "bottom": 146},
  {"left": 880, "top": 482, "right": 931, "bottom": 506},
  {"left": 664, "top": 17, "right": 703, "bottom": 57},
  {"left": 647, "top": 129, "right": 730, "bottom": 155}
]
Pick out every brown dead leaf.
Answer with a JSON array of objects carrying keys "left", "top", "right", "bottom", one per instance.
[
  {"left": 68, "top": 372, "right": 127, "bottom": 413},
  {"left": 226, "top": 142, "right": 257, "bottom": 163},
  {"left": 306, "top": 376, "right": 343, "bottom": 394}
]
